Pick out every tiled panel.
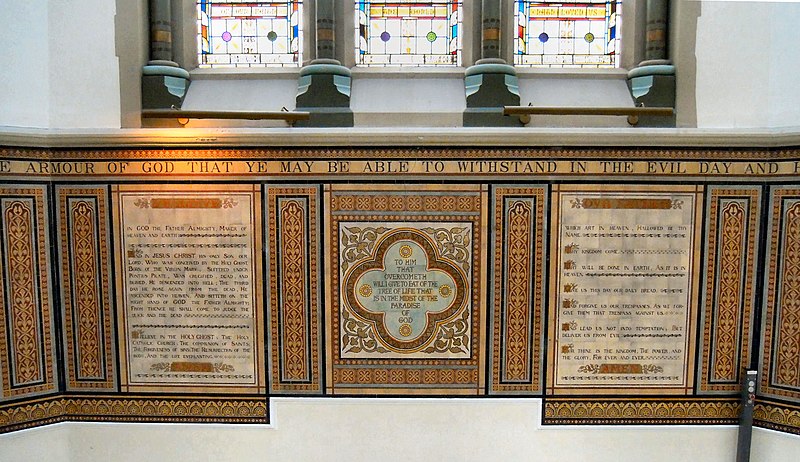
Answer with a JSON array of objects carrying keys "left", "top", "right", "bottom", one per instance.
[
  {"left": 325, "top": 185, "right": 487, "bottom": 394},
  {"left": 266, "top": 186, "right": 323, "bottom": 394},
  {"left": 760, "top": 187, "right": 800, "bottom": 401},
  {"left": 56, "top": 186, "right": 117, "bottom": 391},
  {"left": 489, "top": 186, "right": 547, "bottom": 394},
  {"left": 544, "top": 397, "right": 739, "bottom": 425},
  {"left": 0, "top": 395, "right": 268, "bottom": 434},
  {"left": 697, "top": 187, "right": 760, "bottom": 394},
  {"left": 0, "top": 186, "right": 56, "bottom": 400},
  {"left": 754, "top": 400, "right": 800, "bottom": 436}
]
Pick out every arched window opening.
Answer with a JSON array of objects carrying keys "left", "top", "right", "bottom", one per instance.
[
  {"left": 355, "top": 1, "right": 463, "bottom": 66},
  {"left": 514, "top": 0, "right": 621, "bottom": 68},
  {"left": 198, "top": 0, "right": 303, "bottom": 67}
]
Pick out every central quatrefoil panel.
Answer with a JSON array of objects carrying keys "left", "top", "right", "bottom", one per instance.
[{"left": 343, "top": 229, "right": 468, "bottom": 353}]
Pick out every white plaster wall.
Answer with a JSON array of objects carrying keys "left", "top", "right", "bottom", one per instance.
[
  {"left": 0, "top": 1, "right": 50, "bottom": 128},
  {"left": 3, "top": 398, "right": 799, "bottom": 462},
  {"left": 0, "top": 423, "right": 71, "bottom": 462},
  {"left": 693, "top": 2, "right": 800, "bottom": 128},
  {"left": 47, "top": 0, "right": 121, "bottom": 128},
  {"left": 766, "top": 4, "right": 800, "bottom": 128}
]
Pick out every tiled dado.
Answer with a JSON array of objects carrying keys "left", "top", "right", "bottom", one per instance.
[{"left": 0, "top": 173, "right": 798, "bottom": 435}]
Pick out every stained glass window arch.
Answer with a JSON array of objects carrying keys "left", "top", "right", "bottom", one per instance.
[
  {"left": 198, "top": 0, "right": 303, "bottom": 67},
  {"left": 514, "top": 0, "right": 622, "bottom": 68},
  {"left": 355, "top": 1, "right": 463, "bottom": 66}
]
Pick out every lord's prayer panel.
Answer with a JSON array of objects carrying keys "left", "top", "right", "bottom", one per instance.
[{"left": 550, "top": 186, "right": 701, "bottom": 394}]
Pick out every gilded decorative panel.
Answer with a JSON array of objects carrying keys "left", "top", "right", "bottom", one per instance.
[
  {"left": 489, "top": 186, "right": 547, "bottom": 394},
  {"left": 326, "top": 185, "right": 486, "bottom": 394},
  {"left": 697, "top": 187, "right": 760, "bottom": 394},
  {"left": 266, "top": 186, "right": 322, "bottom": 394},
  {"left": 56, "top": 186, "right": 117, "bottom": 391},
  {"left": 760, "top": 188, "right": 800, "bottom": 401},
  {"left": 0, "top": 186, "right": 56, "bottom": 400}
]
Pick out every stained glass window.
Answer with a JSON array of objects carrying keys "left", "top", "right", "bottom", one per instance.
[
  {"left": 356, "top": 1, "right": 462, "bottom": 66},
  {"left": 514, "top": 1, "right": 620, "bottom": 67},
  {"left": 198, "top": 1, "right": 302, "bottom": 67}
]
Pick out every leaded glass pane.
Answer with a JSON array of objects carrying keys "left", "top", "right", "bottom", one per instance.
[
  {"left": 356, "top": 1, "right": 462, "bottom": 66},
  {"left": 198, "top": 1, "right": 302, "bottom": 68},
  {"left": 514, "top": 1, "right": 620, "bottom": 68}
]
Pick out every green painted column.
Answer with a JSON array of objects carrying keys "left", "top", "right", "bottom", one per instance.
[
  {"left": 294, "top": 0, "right": 353, "bottom": 126},
  {"left": 481, "top": 0, "right": 502, "bottom": 59},
  {"left": 149, "top": 0, "right": 174, "bottom": 63},
  {"left": 316, "top": 0, "right": 336, "bottom": 60},
  {"left": 142, "top": 0, "right": 190, "bottom": 112},
  {"left": 645, "top": 0, "right": 669, "bottom": 61},
  {"left": 463, "top": 0, "right": 521, "bottom": 126}
]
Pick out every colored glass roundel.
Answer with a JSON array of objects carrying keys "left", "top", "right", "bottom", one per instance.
[
  {"left": 198, "top": 0, "right": 302, "bottom": 68},
  {"left": 514, "top": 0, "right": 621, "bottom": 68},
  {"left": 356, "top": 1, "right": 463, "bottom": 66}
]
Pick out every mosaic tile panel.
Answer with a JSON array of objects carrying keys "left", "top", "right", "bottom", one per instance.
[
  {"left": 698, "top": 187, "right": 760, "bottom": 394},
  {"left": 326, "top": 185, "right": 486, "bottom": 394},
  {"left": 0, "top": 186, "right": 56, "bottom": 401},
  {"left": 489, "top": 186, "right": 547, "bottom": 394},
  {"left": 266, "top": 186, "right": 322, "bottom": 394},
  {"left": 56, "top": 186, "right": 117, "bottom": 391}
]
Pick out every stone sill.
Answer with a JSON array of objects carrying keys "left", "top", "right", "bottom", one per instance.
[{"left": 1, "top": 126, "right": 800, "bottom": 149}]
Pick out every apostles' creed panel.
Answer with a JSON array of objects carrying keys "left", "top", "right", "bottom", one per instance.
[
  {"left": 0, "top": 186, "right": 57, "bottom": 400},
  {"left": 326, "top": 185, "right": 486, "bottom": 394},
  {"left": 759, "top": 187, "right": 800, "bottom": 401},
  {"left": 547, "top": 185, "right": 702, "bottom": 395},
  {"left": 56, "top": 186, "right": 117, "bottom": 391},
  {"left": 489, "top": 186, "right": 547, "bottom": 395},
  {"left": 697, "top": 187, "right": 760, "bottom": 394},
  {"left": 266, "top": 186, "right": 323, "bottom": 394},
  {"left": 113, "top": 185, "right": 264, "bottom": 393}
]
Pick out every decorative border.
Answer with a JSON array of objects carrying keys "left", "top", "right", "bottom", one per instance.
[
  {"left": 760, "top": 188, "right": 800, "bottom": 401},
  {"left": 698, "top": 187, "right": 760, "bottom": 393},
  {"left": 544, "top": 397, "right": 740, "bottom": 425},
  {"left": 0, "top": 395, "right": 268, "bottom": 434},
  {"left": 0, "top": 187, "right": 56, "bottom": 400},
  {"left": 326, "top": 185, "right": 486, "bottom": 394},
  {"left": 2, "top": 146, "right": 799, "bottom": 161},
  {"left": 754, "top": 400, "right": 800, "bottom": 435},
  {"left": 56, "top": 187, "right": 117, "bottom": 391},
  {"left": 267, "top": 186, "right": 322, "bottom": 394},
  {"left": 489, "top": 187, "right": 547, "bottom": 394}
]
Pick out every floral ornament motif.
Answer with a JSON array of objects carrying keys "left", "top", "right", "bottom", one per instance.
[
  {"left": 214, "top": 363, "right": 235, "bottom": 373},
  {"left": 133, "top": 198, "right": 151, "bottom": 208},
  {"left": 642, "top": 364, "right": 665, "bottom": 374},
  {"left": 341, "top": 309, "right": 388, "bottom": 354},
  {"left": 422, "top": 309, "right": 470, "bottom": 354},
  {"left": 150, "top": 362, "right": 171, "bottom": 372},
  {"left": 570, "top": 199, "right": 583, "bottom": 208},
  {"left": 340, "top": 226, "right": 390, "bottom": 271},
  {"left": 420, "top": 226, "right": 471, "bottom": 272},
  {"left": 672, "top": 200, "right": 684, "bottom": 209},
  {"left": 578, "top": 364, "right": 601, "bottom": 374},
  {"left": 221, "top": 198, "right": 239, "bottom": 209}
]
